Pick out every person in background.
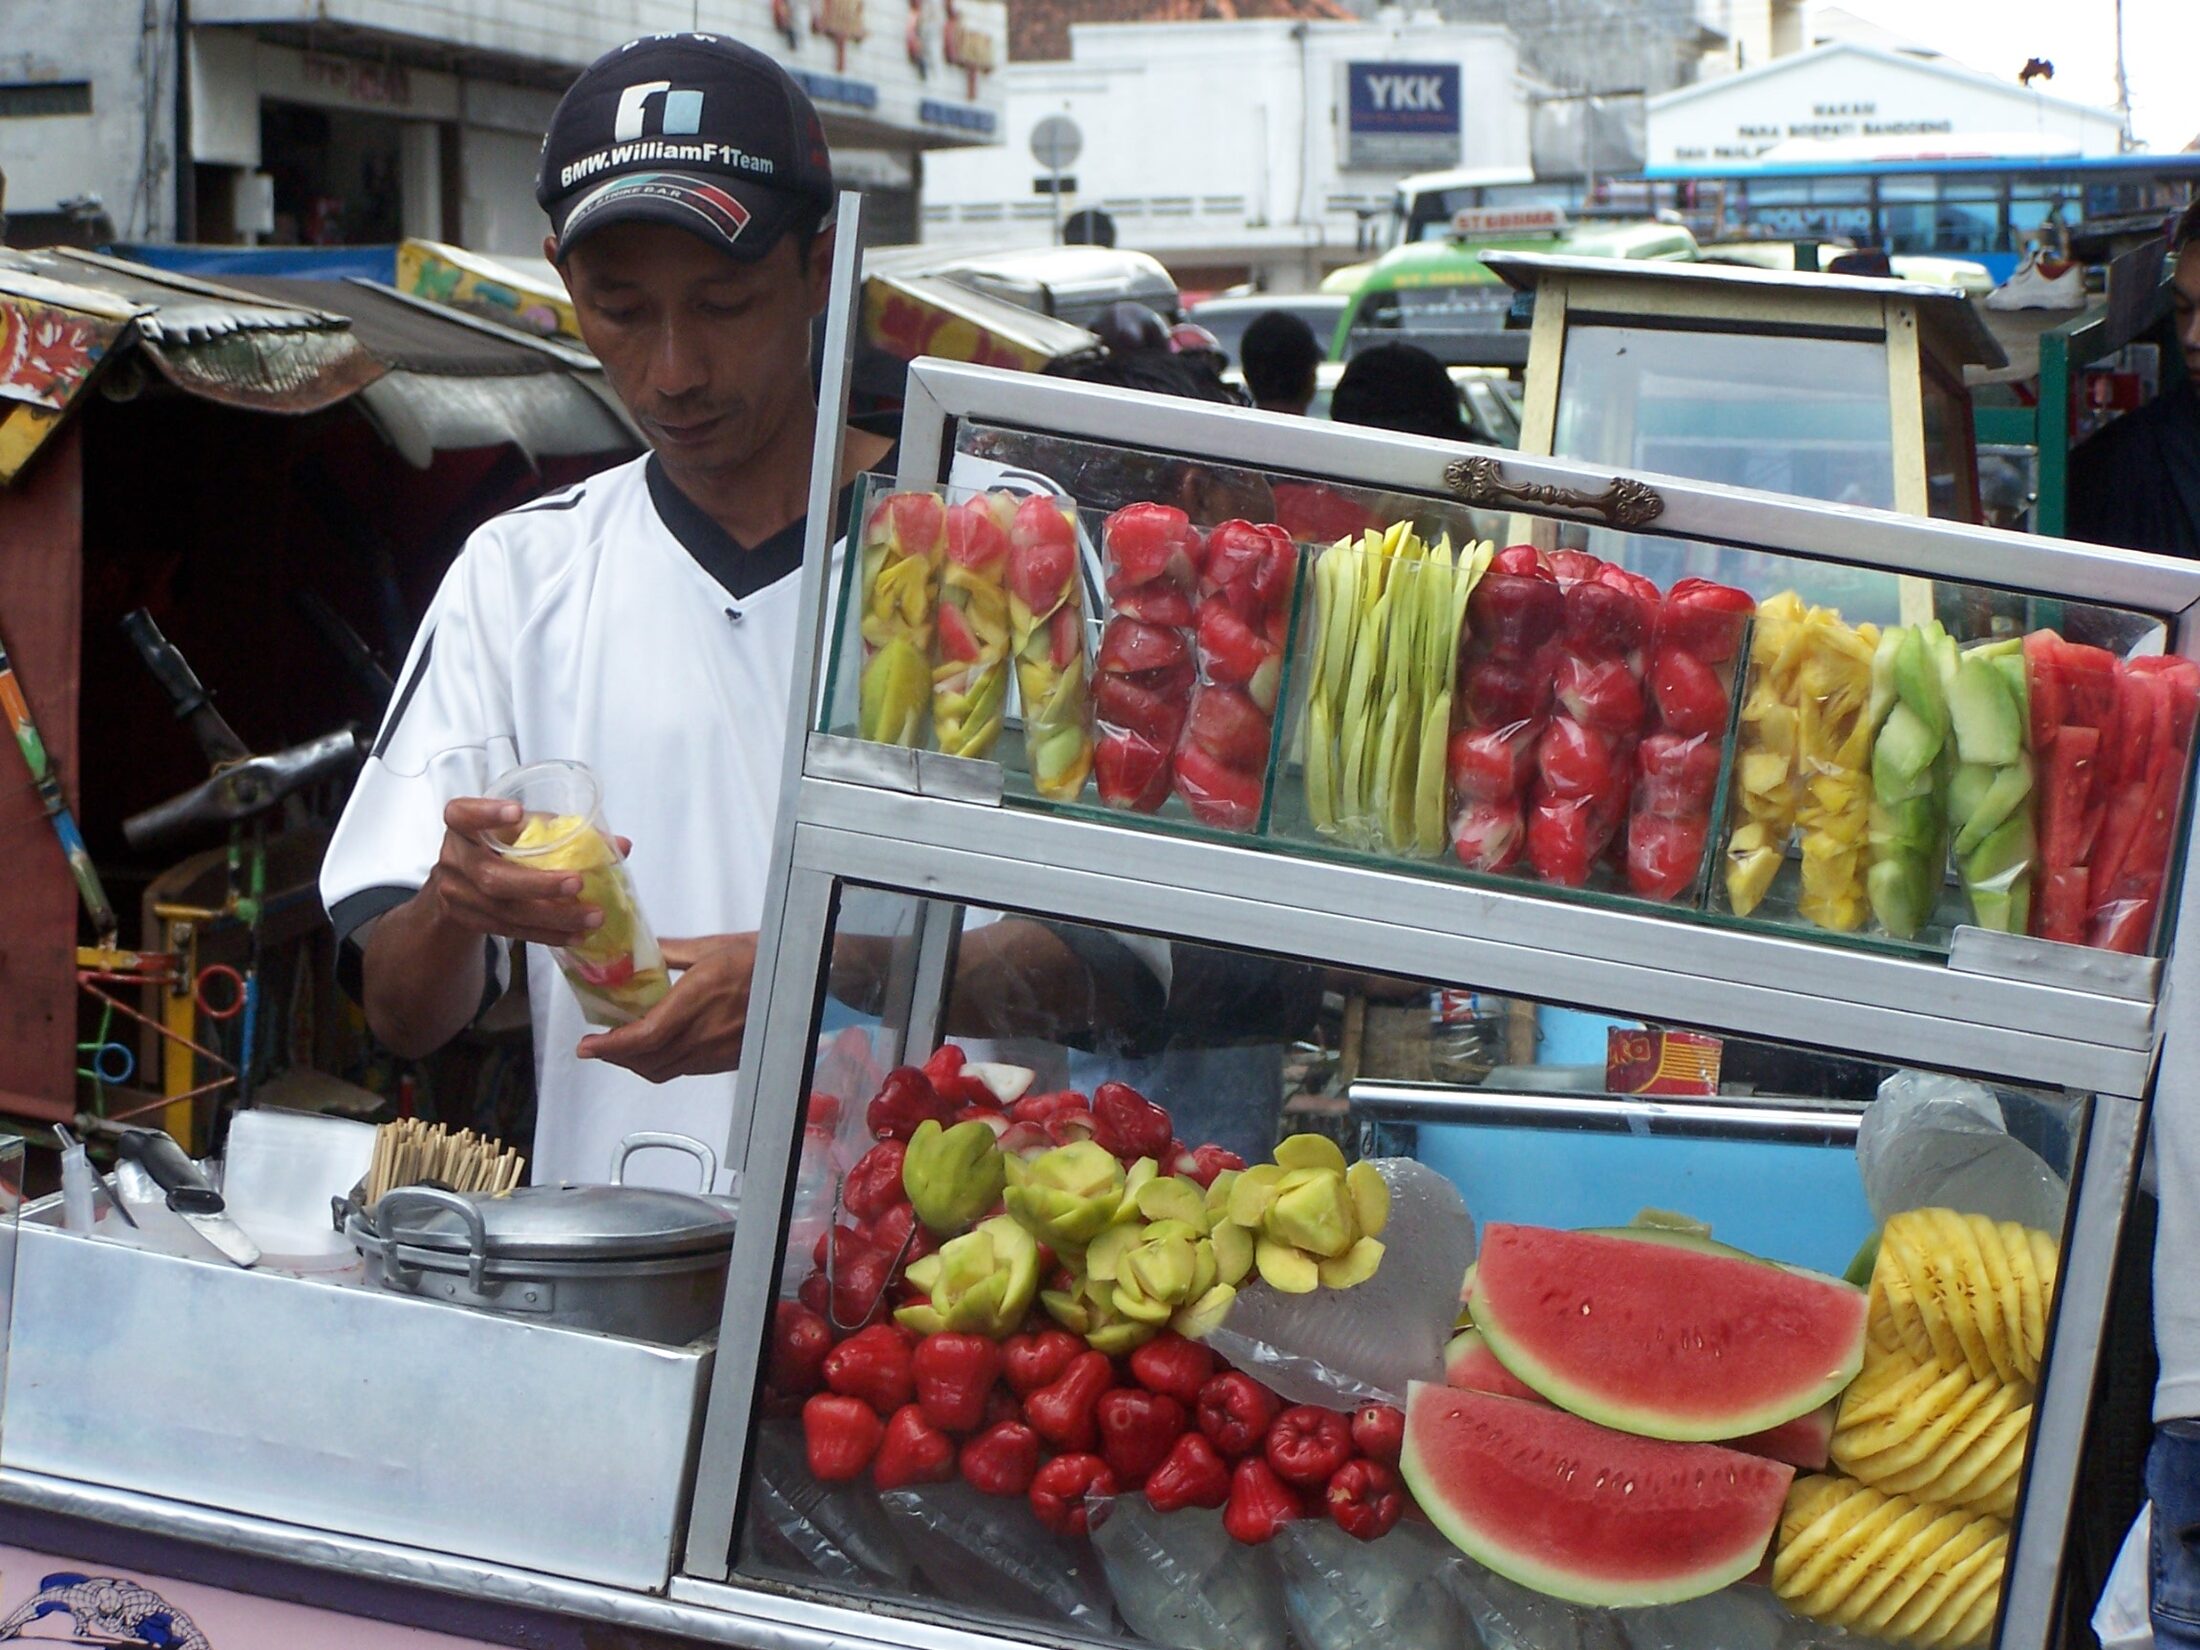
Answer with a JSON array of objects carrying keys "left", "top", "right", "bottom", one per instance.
[
  {"left": 1168, "top": 321, "right": 1244, "bottom": 405},
  {"left": 1239, "top": 309, "right": 1323, "bottom": 417},
  {"left": 1329, "top": 341, "right": 1471, "bottom": 443},
  {"left": 2068, "top": 198, "right": 2200, "bottom": 557}
]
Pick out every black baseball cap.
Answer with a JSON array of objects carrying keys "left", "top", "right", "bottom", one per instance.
[{"left": 536, "top": 34, "right": 835, "bottom": 263}]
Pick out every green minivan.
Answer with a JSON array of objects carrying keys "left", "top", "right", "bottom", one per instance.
[{"left": 1329, "top": 218, "right": 1699, "bottom": 366}]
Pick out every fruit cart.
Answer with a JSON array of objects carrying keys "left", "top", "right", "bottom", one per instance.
[
  {"left": 672, "top": 204, "right": 2200, "bottom": 1650},
  {"left": 0, "top": 202, "right": 2195, "bottom": 1650}
]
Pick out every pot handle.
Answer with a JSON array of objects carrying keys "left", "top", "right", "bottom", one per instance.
[
  {"left": 610, "top": 1132, "right": 719, "bottom": 1193},
  {"left": 374, "top": 1185, "right": 489, "bottom": 1292}
]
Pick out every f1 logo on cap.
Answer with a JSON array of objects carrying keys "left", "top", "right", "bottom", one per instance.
[{"left": 614, "top": 80, "right": 706, "bottom": 141}]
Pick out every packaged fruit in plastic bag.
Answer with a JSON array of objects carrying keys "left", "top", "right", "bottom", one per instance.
[
  {"left": 1625, "top": 579, "right": 1750, "bottom": 904},
  {"left": 1450, "top": 546, "right": 1660, "bottom": 892},
  {"left": 1722, "top": 592, "right": 1880, "bottom": 931},
  {"left": 2025, "top": 635, "right": 2200, "bottom": 954},
  {"left": 486, "top": 760, "right": 669, "bottom": 1026},
  {"left": 1176, "top": 518, "right": 1302, "bottom": 831},
  {"left": 1305, "top": 523, "right": 1490, "bottom": 856},
  {"left": 1004, "top": 494, "right": 1094, "bottom": 802},
  {"left": 933, "top": 494, "right": 1018, "bottom": 762},
  {"left": 1095, "top": 503, "right": 1201, "bottom": 813},
  {"left": 855, "top": 487, "right": 947, "bottom": 747}
]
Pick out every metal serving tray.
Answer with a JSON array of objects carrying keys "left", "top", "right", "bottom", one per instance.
[{"left": 0, "top": 1200, "right": 711, "bottom": 1592}]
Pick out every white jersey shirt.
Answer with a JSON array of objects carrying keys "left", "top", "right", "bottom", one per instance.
[{"left": 322, "top": 452, "right": 844, "bottom": 1191}]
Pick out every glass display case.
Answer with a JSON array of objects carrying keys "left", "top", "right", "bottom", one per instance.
[
  {"left": 1484, "top": 251, "right": 2003, "bottom": 528},
  {"left": 674, "top": 253, "right": 2200, "bottom": 1650}
]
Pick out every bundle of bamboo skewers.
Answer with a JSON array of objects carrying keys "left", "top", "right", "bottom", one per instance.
[{"left": 366, "top": 1118, "right": 524, "bottom": 1203}]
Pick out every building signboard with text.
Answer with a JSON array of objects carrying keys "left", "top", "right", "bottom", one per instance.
[{"left": 1343, "top": 61, "right": 1463, "bottom": 171}]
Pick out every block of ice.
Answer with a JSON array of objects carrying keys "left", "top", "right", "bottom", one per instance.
[
  {"left": 1087, "top": 1496, "right": 1288, "bottom": 1650},
  {"left": 1441, "top": 1553, "right": 1631, "bottom": 1650},
  {"left": 1276, "top": 1515, "right": 1470, "bottom": 1650},
  {"left": 878, "top": 1480, "right": 1114, "bottom": 1632},
  {"left": 1200, "top": 1158, "right": 1475, "bottom": 1408},
  {"left": 747, "top": 1420, "right": 914, "bottom": 1587},
  {"left": 1620, "top": 1586, "right": 1794, "bottom": 1650},
  {"left": 1856, "top": 1070, "right": 2066, "bottom": 1233}
]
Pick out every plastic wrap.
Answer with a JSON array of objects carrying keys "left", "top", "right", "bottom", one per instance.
[
  {"left": 1088, "top": 1497, "right": 1287, "bottom": 1650},
  {"left": 854, "top": 487, "right": 946, "bottom": 747},
  {"left": 483, "top": 760, "right": 668, "bottom": 1026},
  {"left": 1175, "top": 519, "right": 1300, "bottom": 832},
  {"left": 750, "top": 1421, "right": 916, "bottom": 1588},
  {"left": 1862, "top": 623, "right": 1955, "bottom": 940},
  {"left": 2027, "top": 633, "right": 2200, "bottom": 954},
  {"left": 1442, "top": 1556, "right": 1634, "bottom": 1650},
  {"left": 1005, "top": 494, "right": 1095, "bottom": 801},
  {"left": 1854, "top": 1070, "right": 2066, "bottom": 1233},
  {"left": 1448, "top": 547, "right": 1565, "bottom": 875},
  {"left": 1304, "top": 524, "right": 1489, "bottom": 855},
  {"left": 1199, "top": 1159, "right": 1474, "bottom": 1408},
  {"left": 877, "top": 1480, "right": 1116, "bottom": 1630},
  {"left": 1274, "top": 1514, "right": 1469, "bottom": 1650},
  {"left": 1722, "top": 592, "right": 1880, "bottom": 932},
  {"left": 1626, "top": 578, "right": 1751, "bottom": 903},
  {"left": 932, "top": 493, "right": 1017, "bottom": 761},
  {"left": 1095, "top": 503, "right": 1201, "bottom": 812},
  {"left": 1943, "top": 638, "right": 2035, "bottom": 933}
]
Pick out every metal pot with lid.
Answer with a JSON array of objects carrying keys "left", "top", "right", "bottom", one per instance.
[{"left": 343, "top": 1133, "right": 738, "bottom": 1345}]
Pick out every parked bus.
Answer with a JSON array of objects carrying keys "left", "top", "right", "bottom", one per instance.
[
  {"left": 1383, "top": 151, "right": 2200, "bottom": 284},
  {"left": 1645, "top": 149, "right": 2200, "bottom": 282}
]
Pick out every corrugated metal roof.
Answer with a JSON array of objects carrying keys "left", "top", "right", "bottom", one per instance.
[
  {"left": 0, "top": 246, "right": 384, "bottom": 412},
  {"left": 0, "top": 246, "right": 636, "bottom": 477}
]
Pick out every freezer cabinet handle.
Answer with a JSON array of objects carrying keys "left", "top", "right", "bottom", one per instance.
[{"left": 1445, "top": 455, "right": 1666, "bottom": 530}]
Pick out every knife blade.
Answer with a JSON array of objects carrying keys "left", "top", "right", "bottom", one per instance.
[{"left": 115, "top": 1128, "right": 260, "bottom": 1267}]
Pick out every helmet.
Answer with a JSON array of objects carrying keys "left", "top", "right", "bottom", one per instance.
[
  {"left": 1090, "top": 301, "right": 1172, "bottom": 357},
  {"left": 1168, "top": 322, "right": 1224, "bottom": 357}
]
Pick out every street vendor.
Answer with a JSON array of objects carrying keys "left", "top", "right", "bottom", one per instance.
[{"left": 319, "top": 34, "right": 892, "bottom": 1189}]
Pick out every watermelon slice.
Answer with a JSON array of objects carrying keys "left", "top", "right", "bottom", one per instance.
[
  {"left": 1468, "top": 1223, "right": 1867, "bottom": 1441},
  {"left": 1444, "top": 1328, "right": 1544, "bottom": 1402},
  {"left": 1445, "top": 1325, "right": 1833, "bottom": 1470},
  {"left": 1402, "top": 1382, "right": 1793, "bottom": 1607}
]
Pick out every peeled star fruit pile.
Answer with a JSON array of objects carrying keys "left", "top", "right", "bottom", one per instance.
[{"left": 1724, "top": 592, "right": 1880, "bottom": 930}]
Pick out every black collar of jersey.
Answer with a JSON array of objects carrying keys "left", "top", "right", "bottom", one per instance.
[{"left": 645, "top": 446, "right": 898, "bottom": 601}]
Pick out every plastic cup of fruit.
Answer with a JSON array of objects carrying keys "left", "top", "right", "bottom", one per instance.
[{"left": 483, "top": 760, "right": 670, "bottom": 1027}]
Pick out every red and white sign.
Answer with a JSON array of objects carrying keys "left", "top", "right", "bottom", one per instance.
[{"left": 1449, "top": 205, "right": 1568, "bottom": 240}]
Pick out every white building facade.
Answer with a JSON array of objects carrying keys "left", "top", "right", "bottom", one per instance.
[
  {"left": 1647, "top": 42, "right": 2126, "bottom": 171},
  {"left": 0, "top": 0, "right": 1005, "bottom": 252},
  {"left": 919, "top": 13, "right": 1534, "bottom": 291}
]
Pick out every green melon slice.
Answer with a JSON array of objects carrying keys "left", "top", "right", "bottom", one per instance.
[
  {"left": 1447, "top": 1326, "right": 1834, "bottom": 1470},
  {"left": 1467, "top": 1223, "right": 1867, "bottom": 1442},
  {"left": 1402, "top": 1382, "right": 1794, "bottom": 1607}
]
